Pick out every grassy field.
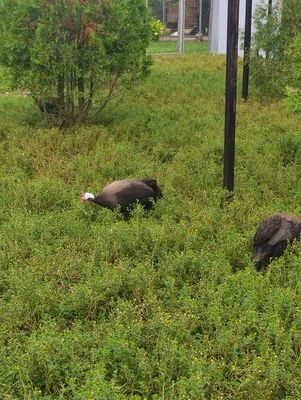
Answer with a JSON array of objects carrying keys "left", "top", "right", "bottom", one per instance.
[
  {"left": 1, "top": 53, "right": 301, "bottom": 399},
  {"left": 147, "top": 39, "right": 208, "bottom": 54}
]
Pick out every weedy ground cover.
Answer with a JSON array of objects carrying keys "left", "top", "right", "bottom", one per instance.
[{"left": 1, "top": 53, "right": 301, "bottom": 399}]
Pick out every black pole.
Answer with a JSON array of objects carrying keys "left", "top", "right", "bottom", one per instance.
[
  {"left": 242, "top": 0, "right": 253, "bottom": 101},
  {"left": 223, "top": 0, "right": 240, "bottom": 193},
  {"left": 266, "top": 0, "right": 272, "bottom": 59},
  {"left": 268, "top": 0, "right": 272, "bottom": 16}
]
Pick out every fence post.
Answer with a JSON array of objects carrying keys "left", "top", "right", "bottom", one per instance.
[
  {"left": 198, "top": 0, "right": 203, "bottom": 39},
  {"left": 223, "top": 0, "right": 240, "bottom": 193},
  {"left": 268, "top": 0, "right": 272, "bottom": 15},
  {"left": 242, "top": 0, "right": 253, "bottom": 101},
  {"left": 178, "top": 0, "right": 185, "bottom": 53}
]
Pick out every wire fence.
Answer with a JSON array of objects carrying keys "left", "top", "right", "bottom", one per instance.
[{"left": 148, "top": 0, "right": 211, "bottom": 52}]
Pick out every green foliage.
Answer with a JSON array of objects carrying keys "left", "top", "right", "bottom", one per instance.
[
  {"left": 150, "top": 18, "right": 165, "bottom": 41},
  {"left": 250, "top": 0, "right": 301, "bottom": 97},
  {"left": 284, "top": 86, "right": 301, "bottom": 113},
  {"left": 283, "top": 32, "right": 301, "bottom": 113},
  {"left": 0, "top": 67, "right": 12, "bottom": 91},
  {"left": 0, "top": 0, "right": 153, "bottom": 128},
  {"left": 1, "top": 53, "right": 301, "bottom": 398}
]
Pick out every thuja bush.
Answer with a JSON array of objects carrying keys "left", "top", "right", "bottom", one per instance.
[
  {"left": 250, "top": 0, "right": 301, "bottom": 96},
  {"left": 0, "top": 0, "right": 152, "bottom": 128}
]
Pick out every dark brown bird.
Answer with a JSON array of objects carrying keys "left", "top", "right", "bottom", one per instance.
[
  {"left": 253, "top": 213, "right": 301, "bottom": 268},
  {"left": 26, "top": 91, "right": 59, "bottom": 114},
  {"left": 81, "top": 178, "right": 163, "bottom": 213}
]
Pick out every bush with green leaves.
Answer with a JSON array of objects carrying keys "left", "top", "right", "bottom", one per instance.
[
  {"left": 250, "top": 0, "right": 301, "bottom": 97},
  {"left": 0, "top": 0, "right": 153, "bottom": 128},
  {"left": 150, "top": 18, "right": 165, "bottom": 41}
]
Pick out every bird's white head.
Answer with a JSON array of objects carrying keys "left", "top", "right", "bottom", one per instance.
[{"left": 81, "top": 192, "right": 95, "bottom": 202}]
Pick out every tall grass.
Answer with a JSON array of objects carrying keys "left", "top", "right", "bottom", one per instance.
[{"left": 1, "top": 53, "right": 301, "bottom": 399}]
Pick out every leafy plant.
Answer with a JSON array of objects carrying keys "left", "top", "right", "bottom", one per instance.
[
  {"left": 150, "top": 18, "right": 165, "bottom": 41},
  {"left": 284, "top": 86, "right": 301, "bottom": 113},
  {"left": 0, "top": 0, "right": 153, "bottom": 128},
  {"left": 250, "top": 0, "right": 301, "bottom": 96}
]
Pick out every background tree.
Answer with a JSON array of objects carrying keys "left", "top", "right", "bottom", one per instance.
[
  {"left": 249, "top": 0, "right": 301, "bottom": 97},
  {"left": 0, "top": 0, "right": 153, "bottom": 128}
]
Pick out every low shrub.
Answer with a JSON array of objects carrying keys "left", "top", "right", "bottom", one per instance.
[{"left": 150, "top": 18, "right": 165, "bottom": 41}]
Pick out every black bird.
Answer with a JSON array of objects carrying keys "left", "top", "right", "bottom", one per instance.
[
  {"left": 26, "top": 91, "right": 58, "bottom": 114},
  {"left": 81, "top": 178, "right": 163, "bottom": 213},
  {"left": 34, "top": 96, "right": 59, "bottom": 114},
  {"left": 253, "top": 213, "right": 301, "bottom": 269}
]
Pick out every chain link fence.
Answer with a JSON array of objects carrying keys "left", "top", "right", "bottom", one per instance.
[{"left": 148, "top": 0, "right": 211, "bottom": 51}]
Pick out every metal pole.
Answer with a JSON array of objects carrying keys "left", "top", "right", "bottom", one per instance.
[
  {"left": 223, "top": 0, "right": 240, "bottom": 192},
  {"left": 268, "top": 0, "right": 272, "bottom": 16},
  {"left": 265, "top": 0, "right": 272, "bottom": 58},
  {"left": 242, "top": 0, "right": 253, "bottom": 101},
  {"left": 208, "top": 0, "right": 213, "bottom": 52},
  {"left": 178, "top": 0, "right": 185, "bottom": 53},
  {"left": 198, "top": 0, "right": 203, "bottom": 39},
  {"left": 163, "top": 0, "right": 166, "bottom": 27}
]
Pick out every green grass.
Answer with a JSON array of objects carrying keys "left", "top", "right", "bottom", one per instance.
[
  {"left": 147, "top": 39, "right": 208, "bottom": 54},
  {"left": 1, "top": 53, "right": 301, "bottom": 399}
]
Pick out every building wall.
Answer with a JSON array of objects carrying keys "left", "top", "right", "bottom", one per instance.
[{"left": 209, "top": 0, "right": 269, "bottom": 57}]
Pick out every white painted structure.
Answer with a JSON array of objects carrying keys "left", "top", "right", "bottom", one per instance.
[{"left": 209, "top": 0, "right": 269, "bottom": 57}]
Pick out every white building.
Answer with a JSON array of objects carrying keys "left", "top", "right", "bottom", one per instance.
[{"left": 209, "top": 0, "right": 269, "bottom": 57}]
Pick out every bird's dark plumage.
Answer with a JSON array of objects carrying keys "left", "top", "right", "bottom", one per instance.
[
  {"left": 26, "top": 91, "right": 59, "bottom": 114},
  {"left": 35, "top": 96, "right": 59, "bottom": 114},
  {"left": 82, "top": 178, "right": 163, "bottom": 213},
  {"left": 39, "top": 100, "right": 58, "bottom": 114},
  {"left": 253, "top": 213, "right": 301, "bottom": 268}
]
